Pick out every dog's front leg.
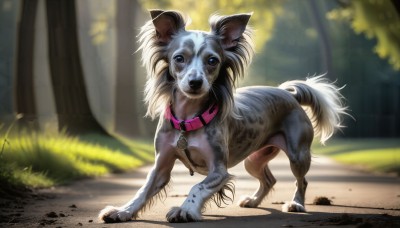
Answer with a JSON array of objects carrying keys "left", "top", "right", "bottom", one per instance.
[
  {"left": 99, "top": 152, "right": 175, "bottom": 223},
  {"left": 166, "top": 164, "right": 231, "bottom": 223}
]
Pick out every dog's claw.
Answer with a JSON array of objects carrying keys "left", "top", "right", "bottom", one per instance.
[
  {"left": 282, "top": 201, "right": 306, "bottom": 213},
  {"left": 238, "top": 195, "right": 259, "bottom": 208},
  {"left": 98, "top": 206, "right": 135, "bottom": 223},
  {"left": 102, "top": 216, "right": 121, "bottom": 223},
  {"left": 166, "top": 207, "right": 201, "bottom": 223}
]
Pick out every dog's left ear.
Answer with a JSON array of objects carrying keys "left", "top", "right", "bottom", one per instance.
[
  {"left": 210, "top": 13, "right": 252, "bottom": 49},
  {"left": 150, "top": 10, "right": 186, "bottom": 44}
]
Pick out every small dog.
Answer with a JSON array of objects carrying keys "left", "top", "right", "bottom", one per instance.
[{"left": 99, "top": 10, "right": 347, "bottom": 223}]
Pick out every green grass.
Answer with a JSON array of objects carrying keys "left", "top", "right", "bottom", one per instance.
[
  {"left": 0, "top": 132, "right": 154, "bottom": 189},
  {"left": 312, "top": 138, "right": 400, "bottom": 175},
  {"left": 2, "top": 130, "right": 398, "bottom": 190}
]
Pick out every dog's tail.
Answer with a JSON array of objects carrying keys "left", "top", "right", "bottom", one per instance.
[{"left": 279, "top": 75, "right": 348, "bottom": 144}]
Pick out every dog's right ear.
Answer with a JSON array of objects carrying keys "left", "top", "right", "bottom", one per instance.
[{"left": 149, "top": 10, "right": 186, "bottom": 45}]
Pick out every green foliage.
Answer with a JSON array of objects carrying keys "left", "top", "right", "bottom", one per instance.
[
  {"left": 243, "top": 1, "right": 400, "bottom": 138},
  {"left": 0, "top": 131, "right": 154, "bottom": 188},
  {"left": 327, "top": 0, "right": 400, "bottom": 71},
  {"left": 313, "top": 138, "right": 400, "bottom": 175},
  {"left": 247, "top": 1, "right": 322, "bottom": 86}
]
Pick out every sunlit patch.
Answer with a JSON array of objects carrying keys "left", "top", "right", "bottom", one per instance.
[{"left": 0, "top": 132, "right": 154, "bottom": 188}]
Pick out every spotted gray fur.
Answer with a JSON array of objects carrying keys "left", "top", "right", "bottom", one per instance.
[{"left": 98, "top": 10, "right": 349, "bottom": 224}]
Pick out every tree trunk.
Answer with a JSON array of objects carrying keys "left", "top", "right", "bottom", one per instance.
[
  {"left": 45, "top": 0, "right": 106, "bottom": 135},
  {"left": 308, "top": 0, "right": 334, "bottom": 80},
  {"left": 15, "top": 0, "right": 38, "bottom": 129},
  {"left": 114, "top": 0, "right": 138, "bottom": 137},
  {"left": 392, "top": 0, "right": 400, "bottom": 16}
]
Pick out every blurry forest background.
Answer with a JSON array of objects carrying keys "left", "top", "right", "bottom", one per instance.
[
  {"left": 1, "top": 0, "right": 400, "bottom": 139},
  {"left": 0, "top": 0, "right": 399, "bottom": 189}
]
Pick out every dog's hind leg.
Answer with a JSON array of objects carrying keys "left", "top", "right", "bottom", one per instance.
[
  {"left": 239, "top": 146, "right": 280, "bottom": 208},
  {"left": 281, "top": 111, "right": 313, "bottom": 212},
  {"left": 282, "top": 146, "right": 311, "bottom": 212}
]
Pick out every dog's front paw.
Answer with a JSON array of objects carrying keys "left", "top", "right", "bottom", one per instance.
[
  {"left": 98, "top": 206, "right": 135, "bottom": 223},
  {"left": 282, "top": 201, "right": 306, "bottom": 213},
  {"left": 166, "top": 206, "right": 202, "bottom": 223},
  {"left": 238, "top": 195, "right": 259, "bottom": 208}
]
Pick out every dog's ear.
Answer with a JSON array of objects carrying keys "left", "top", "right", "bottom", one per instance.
[
  {"left": 149, "top": 10, "right": 186, "bottom": 44},
  {"left": 210, "top": 13, "right": 252, "bottom": 49}
]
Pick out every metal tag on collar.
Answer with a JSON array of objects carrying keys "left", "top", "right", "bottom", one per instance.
[
  {"left": 177, "top": 121, "right": 193, "bottom": 176},
  {"left": 177, "top": 131, "right": 188, "bottom": 150},
  {"left": 177, "top": 121, "right": 188, "bottom": 150}
]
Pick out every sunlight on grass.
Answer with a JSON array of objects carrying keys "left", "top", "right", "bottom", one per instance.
[
  {"left": 13, "top": 166, "right": 55, "bottom": 188},
  {"left": 333, "top": 148, "right": 400, "bottom": 174},
  {"left": 312, "top": 138, "right": 400, "bottom": 175},
  {"left": 0, "top": 132, "right": 154, "bottom": 188}
]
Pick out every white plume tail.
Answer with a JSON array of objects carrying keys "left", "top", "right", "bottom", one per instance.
[{"left": 279, "top": 75, "right": 349, "bottom": 144}]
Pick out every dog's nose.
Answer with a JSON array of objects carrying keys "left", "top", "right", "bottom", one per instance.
[{"left": 189, "top": 79, "right": 203, "bottom": 90}]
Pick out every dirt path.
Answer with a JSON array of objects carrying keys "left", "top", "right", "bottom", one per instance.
[{"left": 1, "top": 153, "right": 399, "bottom": 227}]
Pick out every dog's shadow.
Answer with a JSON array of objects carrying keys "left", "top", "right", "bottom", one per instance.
[
  {"left": 132, "top": 207, "right": 399, "bottom": 228},
  {"left": 132, "top": 207, "right": 282, "bottom": 227}
]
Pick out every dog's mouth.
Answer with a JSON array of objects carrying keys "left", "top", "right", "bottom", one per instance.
[
  {"left": 178, "top": 81, "right": 209, "bottom": 99},
  {"left": 183, "top": 89, "right": 207, "bottom": 99}
]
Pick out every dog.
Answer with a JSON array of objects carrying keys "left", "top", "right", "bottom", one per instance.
[{"left": 99, "top": 10, "right": 348, "bottom": 223}]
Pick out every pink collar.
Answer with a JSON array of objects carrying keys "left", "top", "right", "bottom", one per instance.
[{"left": 165, "top": 104, "right": 219, "bottom": 132}]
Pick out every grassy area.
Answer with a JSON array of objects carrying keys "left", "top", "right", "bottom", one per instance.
[
  {"left": 1, "top": 130, "right": 398, "bottom": 191},
  {"left": 0, "top": 131, "right": 154, "bottom": 189},
  {"left": 312, "top": 138, "right": 400, "bottom": 175}
]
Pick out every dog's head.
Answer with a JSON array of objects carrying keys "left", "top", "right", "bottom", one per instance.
[{"left": 139, "top": 10, "right": 254, "bottom": 118}]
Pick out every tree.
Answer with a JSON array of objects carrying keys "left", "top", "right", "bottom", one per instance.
[
  {"left": 328, "top": 0, "right": 400, "bottom": 71},
  {"left": 325, "top": 1, "right": 400, "bottom": 137},
  {"left": 15, "top": 0, "right": 38, "bottom": 129},
  {"left": 308, "top": 0, "right": 334, "bottom": 80},
  {"left": 114, "top": 0, "right": 139, "bottom": 137},
  {"left": 45, "top": 0, "right": 107, "bottom": 134},
  {"left": 248, "top": 0, "right": 322, "bottom": 85},
  {"left": 393, "top": 0, "right": 400, "bottom": 14},
  {"left": 0, "top": 0, "right": 20, "bottom": 122}
]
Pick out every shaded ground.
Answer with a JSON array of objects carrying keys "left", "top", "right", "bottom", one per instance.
[{"left": 1, "top": 153, "right": 399, "bottom": 227}]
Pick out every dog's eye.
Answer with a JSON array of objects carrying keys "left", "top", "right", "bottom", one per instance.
[
  {"left": 207, "top": 57, "right": 219, "bottom": 66},
  {"left": 174, "top": 55, "right": 185, "bottom": 63}
]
